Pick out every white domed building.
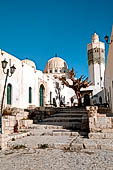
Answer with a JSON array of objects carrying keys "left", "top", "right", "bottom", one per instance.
[
  {"left": 0, "top": 32, "right": 106, "bottom": 110},
  {"left": 43, "top": 56, "right": 75, "bottom": 107},
  {"left": 44, "top": 56, "right": 68, "bottom": 74},
  {"left": 0, "top": 51, "right": 75, "bottom": 109}
]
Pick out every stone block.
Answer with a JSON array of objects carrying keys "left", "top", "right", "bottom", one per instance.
[
  {"left": 86, "top": 106, "right": 98, "bottom": 117},
  {"left": 83, "top": 142, "right": 97, "bottom": 149},
  {"left": 102, "top": 129, "right": 113, "bottom": 133},
  {"left": 71, "top": 143, "right": 83, "bottom": 151},
  {"left": 23, "top": 112, "right": 29, "bottom": 119},
  {"left": 88, "top": 133, "right": 104, "bottom": 139},
  {"left": 20, "top": 119, "right": 33, "bottom": 128},
  {"left": 5, "top": 121, "right": 10, "bottom": 127},
  {"left": 89, "top": 116, "right": 112, "bottom": 133},
  {"left": 101, "top": 144, "right": 113, "bottom": 151},
  {"left": 89, "top": 132, "right": 113, "bottom": 139}
]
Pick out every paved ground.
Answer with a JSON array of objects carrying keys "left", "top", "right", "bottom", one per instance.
[{"left": 0, "top": 124, "right": 113, "bottom": 170}]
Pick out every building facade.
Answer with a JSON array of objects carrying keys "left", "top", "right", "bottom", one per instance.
[
  {"left": 0, "top": 50, "right": 75, "bottom": 109},
  {"left": 84, "top": 33, "right": 105, "bottom": 105},
  {"left": 104, "top": 26, "right": 113, "bottom": 112},
  {"left": 87, "top": 33, "right": 105, "bottom": 89},
  {"left": 0, "top": 32, "right": 106, "bottom": 110}
]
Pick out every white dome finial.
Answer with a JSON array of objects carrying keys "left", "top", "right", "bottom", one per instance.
[{"left": 92, "top": 33, "right": 99, "bottom": 43}]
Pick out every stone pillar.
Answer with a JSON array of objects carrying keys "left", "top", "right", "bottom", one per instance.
[{"left": 86, "top": 106, "right": 113, "bottom": 135}]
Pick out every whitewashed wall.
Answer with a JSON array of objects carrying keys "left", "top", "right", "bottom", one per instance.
[{"left": 105, "top": 26, "right": 113, "bottom": 112}]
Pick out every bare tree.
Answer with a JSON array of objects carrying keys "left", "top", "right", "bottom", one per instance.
[{"left": 58, "top": 68, "right": 91, "bottom": 105}]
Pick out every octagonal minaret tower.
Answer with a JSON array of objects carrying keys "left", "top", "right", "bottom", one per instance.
[{"left": 87, "top": 33, "right": 105, "bottom": 89}]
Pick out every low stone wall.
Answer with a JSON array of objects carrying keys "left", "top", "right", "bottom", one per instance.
[
  {"left": 2, "top": 107, "right": 33, "bottom": 135},
  {"left": 2, "top": 115, "right": 16, "bottom": 134},
  {"left": 20, "top": 119, "right": 33, "bottom": 128},
  {"left": 0, "top": 107, "right": 33, "bottom": 150},
  {"left": 0, "top": 131, "right": 32, "bottom": 150},
  {"left": 86, "top": 106, "right": 113, "bottom": 138}
]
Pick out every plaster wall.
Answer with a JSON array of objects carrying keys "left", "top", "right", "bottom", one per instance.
[
  {"left": 20, "top": 63, "right": 38, "bottom": 108},
  {"left": 87, "top": 42, "right": 105, "bottom": 51},
  {"left": 88, "top": 64, "right": 94, "bottom": 84},
  {"left": 105, "top": 27, "right": 113, "bottom": 112},
  {"left": 0, "top": 50, "right": 23, "bottom": 108},
  {"left": 0, "top": 50, "right": 39, "bottom": 109}
]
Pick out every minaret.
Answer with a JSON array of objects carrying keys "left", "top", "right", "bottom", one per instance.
[{"left": 87, "top": 33, "right": 105, "bottom": 89}]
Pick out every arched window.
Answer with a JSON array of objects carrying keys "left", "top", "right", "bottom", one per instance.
[
  {"left": 7, "top": 84, "right": 12, "bottom": 105},
  {"left": 29, "top": 87, "right": 32, "bottom": 103},
  {"left": 40, "top": 85, "right": 44, "bottom": 107}
]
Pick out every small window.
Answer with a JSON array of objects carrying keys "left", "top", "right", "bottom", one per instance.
[
  {"left": 55, "top": 69, "right": 57, "bottom": 72},
  {"left": 54, "top": 76, "right": 57, "bottom": 79},
  {"left": 29, "top": 87, "right": 32, "bottom": 103},
  {"left": 50, "top": 70, "right": 52, "bottom": 73},
  {"left": 7, "top": 84, "right": 12, "bottom": 105},
  {"left": 50, "top": 92, "right": 52, "bottom": 104}
]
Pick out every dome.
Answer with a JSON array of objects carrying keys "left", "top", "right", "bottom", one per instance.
[
  {"left": 22, "top": 59, "right": 36, "bottom": 69},
  {"left": 44, "top": 56, "right": 68, "bottom": 74},
  {"left": 92, "top": 33, "right": 99, "bottom": 43}
]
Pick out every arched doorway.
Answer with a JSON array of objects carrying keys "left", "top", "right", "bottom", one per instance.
[
  {"left": 84, "top": 94, "right": 90, "bottom": 106},
  {"left": 40, "top": 85, "right": 44, "bottom": 107},
  {"left": 7, "top": 84, "right": 12, "bottom": 105}
]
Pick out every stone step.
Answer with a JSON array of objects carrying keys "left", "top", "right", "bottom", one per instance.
[
  {"left": 28, "top": 124, "right": 64, "bottom": 130},
  {"left": 50, "top": 113, "right": 87, "bottom": 118},
  {"left": 33, "top": 107, "right": 89, "bottom": 132},
  {"left": 43, "top": 117, "right": 83, "bottom": 122},
  {"left": 57, "top": 110, "right": 87, "bottom": 114},
  {"left": 39, "top": 122, "right": 82, "bottom": 129},
  {"left": 43, "top": 117, "right": 88, "bottom": 122},
  {"left": 42, "top": 130, "right": 80, "bottom": 136},
  {"left": 88, "top": 132, "right": 113, "bottom": 139},
  {"left": 55, "top": 108, "right": 86, "bottom": 111}
]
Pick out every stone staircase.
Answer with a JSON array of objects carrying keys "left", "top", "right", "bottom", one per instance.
[{"left": 39, "top": 107, "right": 89, "bottom": 134}]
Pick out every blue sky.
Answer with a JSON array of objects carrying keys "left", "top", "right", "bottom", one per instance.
[{"left": 0, "top": 0, "right": 113, "bottom": 77}]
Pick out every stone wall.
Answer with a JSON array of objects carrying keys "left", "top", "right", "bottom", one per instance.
[
  {"left": 2, "top": 115, "right": 16, "bottom": 134},
  {"left": 2, "top": 107, "right": 33, "bottom": 135},
  {"left": 86, "top": 106, "right": 113, "bottom": 136}
]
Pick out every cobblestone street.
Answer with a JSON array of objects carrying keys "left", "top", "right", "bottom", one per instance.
[
  {"left": 1, "top": 147, "right": 113, "bottom": 170},
  {"left": 0, "top": 124, "right": 113, "bottom": 170}
]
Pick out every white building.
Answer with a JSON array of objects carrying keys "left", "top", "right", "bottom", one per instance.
[
  {"left": 0, "top": 33, "right": 106, "bottom": 110},
  {"left": 104, "top": 26, "right": 113, "bottom": 112},
  {"left": 0, "top": 50, "right": 75, "bottom": 109},
  {"left": 83, "top": 33, "right": 105, "bottom": 105}
]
